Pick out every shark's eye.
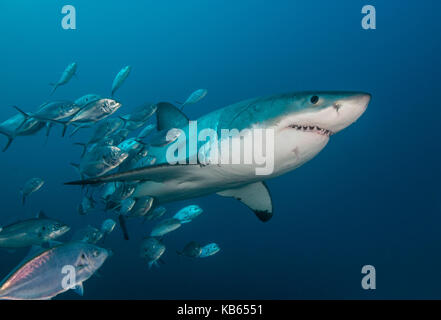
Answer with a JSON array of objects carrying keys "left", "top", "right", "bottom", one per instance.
[{"left": 310, "top": 96, "right": 319, "bottom": 104}]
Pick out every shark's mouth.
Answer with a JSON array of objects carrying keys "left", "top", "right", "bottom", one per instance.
[{"left": 287, "top": 124, "right": 333, "bottom": 137}]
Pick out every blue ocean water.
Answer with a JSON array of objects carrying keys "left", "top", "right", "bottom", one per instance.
[{"left": 0, "top": 0, "right": 440, "bottom": 299}]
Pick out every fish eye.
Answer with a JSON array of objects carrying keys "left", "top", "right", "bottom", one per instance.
[
  {"left": 93, "top": 250, "right": 99, "bottom": 257},
  {"left": 310, "top": 96, "right": 319, "bottom": 104}
]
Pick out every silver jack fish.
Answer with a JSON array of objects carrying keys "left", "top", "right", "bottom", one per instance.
[
  {"left": 179, "top": 89, "right": 208, "bottom": 110},
  {"left": 0, "top": 114, "right": 45, "bottom": 152},
  {"left": 111, "top": 65, "right": 131, "bottom": 97},
  {"left": 173, "top": 205, "right": 203, "bottom": 224},
  {"left": 50, "top": 62, "right": 77, "bottom": 95},
  {"left": 20, "top": 177, "right": 44, "bottom": 205},
  {"left": 199, "top": 243, "right": 220, "bottom": 258},
  {"left": 0, "top": 241, "right": 109, "bottom": 300},
  {"left": 150, "top": 218, "right": 181, "bottom": 237},
  {"left": 51, "top": 98, "right": 122, "bottom": 137},
  {"left": 177, "top": 241, "right": 202, "bottom": 258},
  {"left": 0, "top": 211, "right": 70, "bottom": 248},
  {"left": 140, "top": 237, "right": 165, "bottom": 268}
]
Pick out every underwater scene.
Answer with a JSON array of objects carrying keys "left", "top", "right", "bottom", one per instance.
[{"left": 0, "top": 0, "right": 440, "bottom": 300}]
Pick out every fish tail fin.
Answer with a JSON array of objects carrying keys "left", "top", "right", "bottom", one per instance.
[
  {"left": 73, "top": 143, "right": 87, "bottom": 157},
  {"left": 61, "top": 123, "right": 69, "bottom": 137},
  {"left": 118, "top": 215, "right": 129, "bottom": 240},
  {"left": 12, "top": 106, "right": 32, "bottom": 127},
  {"left": 49, "top": 83, "right": 58, "bottom": 96},
  {"left": 148, "top": 261, "right": 159, "bottom": 269},
  {"left": 21, "top": 191, "right": 26, "bottom": 205},
  {"left": 117, "top": 116, "right": 128, "bottom": 128},
  {"left": 0, "top": 130, "right": 13, "bottom": 152},
  {"left": 69, "top": 163, "right": 81, "bottom": 177},
  {"left": 69, "top": 124, "right": 89, "bottom": 137}
]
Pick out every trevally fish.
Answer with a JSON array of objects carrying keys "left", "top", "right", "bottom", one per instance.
[
  {"left": 71, "top": 225, "right": 104, "bottom": 244},
  {"left": 104, "top": 182, "right": 135, "bottom": 210},
  {"left": 71, "top": 117, "right": 126, "bottom": 142},
  {"left": 179, "top": 89, "right": 208, "bottom": 110},
  {"left": 126, "top": 196, "right": 154, "bottom": 218},
  {"left": 0, "top": 114, "right": 45, "bottom": 152},
  {"left": 140, "top": 237, "right": 165, "bottom": 268},
  {"left": 53, "top": 98, "right": 122, "bottom": 137},
  {"left": 118, "top": 147, "right": 151, "bottom": 171},
  {"left": 144, "top": 206, "right": 166, "bottom": 222},
  {"left": 74, "top": 94, "right": 101, "bottom": 107},
  {"left": 121, "top": 103, "right": 157, "bottom": 130},
  {"left": 173, "top": 205, "right": 203, "bottom": 224},
  {"left": 150, "top": 218, "right": 181, "bottom": 237},
  {"left": 101, "top": 219, "right": 116, "bottom": 235},
  {"left": 20, "top": 177, "right": 44, "bottom": 205},
  {"left": 71, "top": 146, "right": 128, "bottom": 178},
  {"left": 100, "top": 219, "right": 116, "bottom": 243},
  {"left": 199, "top": 243, "right": 220, "bottom": 258},
  {"left": 114, "top": 197, "right": 136, "bottom": 215},
  {"left": 137, "top": 123, "right": 156, "bottom": 139},
  {"left": 111, "top": 65, "right": 131, "bottom": 97},
  {"left": 177, "top": 241, "right": 202, "bottom": 258},
  {"left": 14, "top": 101, "right": 80, "bottom": 122},
  {"left": 0, "top": 211, "right": 69, "bottom": 248},
  {"left": 0, "top": 241, "right": 109, "bottom": 300},
  {"left": 67, "top": 91, "right": 371, "bottom": 223},
  {"left": 105, "top": 128, "right": 130, "bottom": 146},
  {"left": 78, "top": 194, "right": 96, "bottom": 215},
  {"left": 50, "top": 62, "right": 77, "bottom": 95}
]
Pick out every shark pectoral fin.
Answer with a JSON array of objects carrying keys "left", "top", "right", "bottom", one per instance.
[
  {"left": 73, "top": 283, "right": 84, "bottom": 296},
  {"left": 217, "top": 182, "right": 273, "bottom": 222},
  {"left": 155, "top": 102, "right": 189, "bottom": 131}
]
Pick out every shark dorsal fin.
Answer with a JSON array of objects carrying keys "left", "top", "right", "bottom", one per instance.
[
  {"left": 217, "top": 182, "right": 273, "bottom": 222},
  {"left": 156, "top": 102, "right": 189, "bottom": 131},
  {"left": 37, "top": 211, "right": 48, "bottom": 219}
]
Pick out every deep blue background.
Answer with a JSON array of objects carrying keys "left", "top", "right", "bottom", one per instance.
[{"left": 0, "top": 0, "right": 440, "bottom": 299}]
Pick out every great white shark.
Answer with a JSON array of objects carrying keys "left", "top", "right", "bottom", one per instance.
[{"left": 66, "top": 91, "right": 371, "bottom": 222}]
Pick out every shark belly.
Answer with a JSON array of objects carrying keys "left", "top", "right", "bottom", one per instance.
[{"left": 133, "top": 163, "right": 262, "bottom": 203}]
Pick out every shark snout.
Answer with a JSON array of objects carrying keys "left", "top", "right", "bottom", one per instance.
[{"left": 326, "top": 92, "right": 371, "bottom": 134}]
